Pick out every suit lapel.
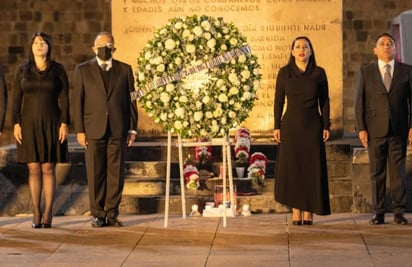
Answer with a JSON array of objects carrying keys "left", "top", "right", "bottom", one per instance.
[
  {"left": 372, "top": 63, "right": 387, "bottom": 93},
  {"left": 106, "top": 60, "right": 121, "bottom": 98},
  {"left": 389, "top": 62, "right": 402, "bottom": 92}
]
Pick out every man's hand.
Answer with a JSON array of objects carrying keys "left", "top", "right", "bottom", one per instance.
[
  {"left": 127, "top": 132, "right": 136, "bottom": 147},
  {"left": 358, "top": 130, "right": 368, "bottom": 148},
  {"left": 273, "top": 129, "right": 280, "bottom": 143},
  {"left": 77, "top": 132, "right": 88, "bottom": 148},
  {"left": 323, "top": 130, "right": 330, "bottom": 142},
  {"left": 59, "top": 123, "right": 69, "bottom": 144}
]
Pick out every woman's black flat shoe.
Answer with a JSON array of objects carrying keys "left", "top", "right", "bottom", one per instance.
[
  {"left": 292, "top": 220, "right": 302, "bottom": 225},
  {"left": 303, "top": 220, "right": 313, "bottom": 225},
  {"left": 42, "top": 223, "right": 52, "bottom": 228}
]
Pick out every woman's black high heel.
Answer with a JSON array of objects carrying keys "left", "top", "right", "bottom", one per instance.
[
  {"left": 292, "top": 220, "right": 302, "bottom": 226},
  {"left": 32, "top": 212, "right": 42, "bottom": 228},
  {"left": 42, "top": 213, "right": 52, "bottom": 228}
]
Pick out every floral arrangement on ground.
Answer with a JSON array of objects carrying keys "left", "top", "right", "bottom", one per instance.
[{"left": 136, "top": 15, "right": 261, "bottom": 138}]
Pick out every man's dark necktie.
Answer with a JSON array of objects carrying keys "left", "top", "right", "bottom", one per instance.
[{"left": 383, "top": 64, "right": 392, "bottom": 91}]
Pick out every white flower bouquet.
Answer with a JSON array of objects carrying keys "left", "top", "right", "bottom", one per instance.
[{"left": 136, "top": 15, "right": 261, "bottom": 138}]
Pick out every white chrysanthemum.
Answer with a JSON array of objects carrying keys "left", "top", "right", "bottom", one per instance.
[
  {"left": 174, "top": 57, "right": 182, "bottom": 66},
  {"left": 218, "top": 94, "right": 228, "bottom": 102},
  {"left": 138, "top": 72, "right": 145, "bottom": 81},
  {"left": 195, "top": 101, "right": 202, "bottom": 108},
  {"left": 186, "top": 44, "right": 196, "bottom": 53},
  {"left": 151, "top": 56, "right": 163, "bottom": 65},
  {"left": 207, "top": 38, "right": 216, "bottom": 49},
  {"left": 194, "top": 111, "right": 203, "bottom": 121},
  {"left": 221, "top": 116, "right": 227, "bottom": 125},
  {"left": 160, "top": 113, "right": 168, "bottom": 121},
  {"left": 175, "top": 107, "right": 185, "bottom": 118},
  {"left": 211, "top": 123, "right": 219, "bottom": 133},
  {"left": 216, "top": 79, "right": 225, "bottom": 87},
  {"left": 166, "top": 83, "right": 174, "bottom": 92},
  {"left": 201, "top": 20, "right": 211, "bottom": 31},
  {"left": 174, "top": 21, "right": 183, "bottom": 29},
  {"left": 144, "top": 51, "right": 152, "bottom": 60},
  {"left": 156, "top": 64, "right": 165, "bottom": 72},
  {"left": 193, "top": 26, "right": 203, "bottom": 36},
  {"left": 213, "top": 107, "right": 223, "bottom": 117},
  {"left": 202, "top": 95, "right": 210, "bottom": 104},
  {"left": 229, "top": 87, "right": 239, "bottom": 95},
  {"left": 230, "top": 38, "right": 238, "bottom": 46},
  {"left": 182, "top": 29, "right": 191, "bottom": 38},
  {"left": 241, "top": 70, "right": 250, "bottom": 79},
  {"left": 165, "top": 39, "right": 176, "bottom": 50},
  {"left": 243, "top": 91, "right": 253, "bottom": 100},
  {"left": 174, "top": 120, "right": 183, "bottom": 129},
  {"left": 228, "top": 73, "right": 240, "bottom": 85},
  {"left": 179, "top": 95, "right": 188, "bottom": 103},
  {"left": 160, "top": 92, "right": 170, "bottom": 104},
  {"left": 238, "top": 54, "right": 246, "bottom": 63}
]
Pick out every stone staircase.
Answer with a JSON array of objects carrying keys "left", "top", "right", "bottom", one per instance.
[
  {"left": 1, "top": 135, "right": 411, "bottom": 217},
  {"left": 120, "top": 140, "right": 282, "bottom": 215}
]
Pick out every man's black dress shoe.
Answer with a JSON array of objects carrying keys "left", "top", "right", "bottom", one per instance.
[
  {"left": 91, "top": 217, "right": 106, "bottom": 227},
  {"left": 394, "top": 214, "right": 408, "bottom": 225},
  {"left": 42, "top": 223, "right": 52, "bottom": 228},
  {"left": 369, "top": 214, "right": 384, "bottom": 225},
  {"left": 106, "top": 217, "right": 123, "bottom": 227},
  {"left": 32, "top": 223, "right": 42, "bottom": 229},
  {"left": 303, "top": 220, "right": 313, "bottom": 225}
]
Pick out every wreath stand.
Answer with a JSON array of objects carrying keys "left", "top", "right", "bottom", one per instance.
[{"left": 163, "top": 131, "right": 235, "bottom": 228}]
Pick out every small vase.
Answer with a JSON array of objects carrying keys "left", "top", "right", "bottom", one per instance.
[{"left": 235, "top": 167, "right": 245, "bottom": 178}]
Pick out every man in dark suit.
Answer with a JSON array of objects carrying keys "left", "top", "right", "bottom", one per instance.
[
  {"left": 73, "top": 32, "right": 138, "bottom": 227},
  {"left": 354, "top": 33, "right": 412, "bottom": 225}
]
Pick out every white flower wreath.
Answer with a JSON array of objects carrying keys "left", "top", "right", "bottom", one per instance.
[{"left": 136, "top": 15, "right": 261, "bottom": 138}]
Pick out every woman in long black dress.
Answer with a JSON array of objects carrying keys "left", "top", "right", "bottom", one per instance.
[
  {"left": 273, "top": 36, "right": 331, "bottom": 225},
  {"left": 12, "top": 32, "right": 69, "bottom": 228}
]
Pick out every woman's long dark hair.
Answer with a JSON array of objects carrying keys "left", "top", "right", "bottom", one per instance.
[
  {"left": 25, "top": 32, "right": 53, "bottom": 70},
  {"left": 287, "top": 36, "right": 317, "bottom": 68}
]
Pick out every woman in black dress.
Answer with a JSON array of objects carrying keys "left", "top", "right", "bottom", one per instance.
[
  {"left": 273, "top": 36, "right": 331, "bottom": 225},
  {"left": 12, "top": 32, "right": 69, "bottom": 228}
]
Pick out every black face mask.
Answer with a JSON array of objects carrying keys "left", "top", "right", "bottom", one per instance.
[{"left": 97, "top": 46, "right": 113, "bottom": 61}]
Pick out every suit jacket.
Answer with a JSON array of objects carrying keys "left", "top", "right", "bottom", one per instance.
[
  {"left": 354, "top": 61, "right": 412, "bottom": 138},
  {"left": 73, "top": 58, "right": 138, "bottom": 139},
  {"left": 0, "top": 64, "right": 7, "bottom": 132}
]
